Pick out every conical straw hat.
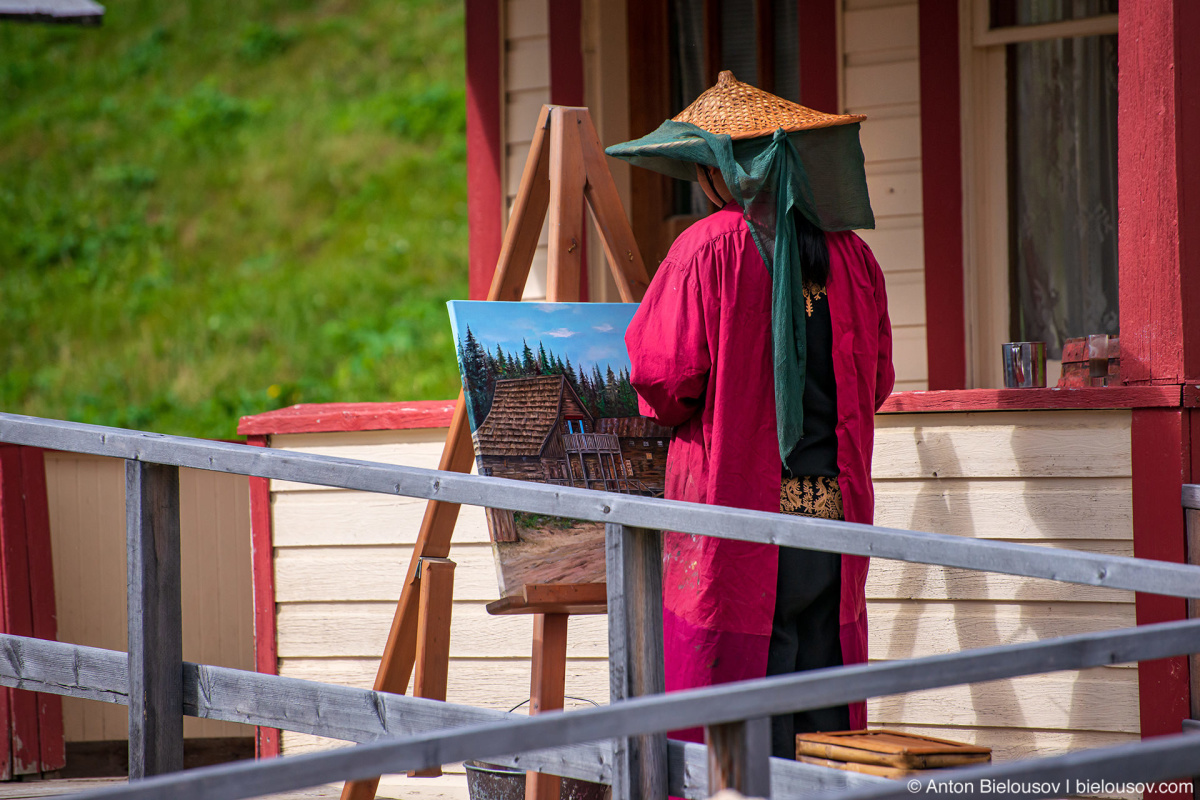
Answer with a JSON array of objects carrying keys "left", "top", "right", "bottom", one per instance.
[{"left": 674, "top": 70, "right": 865, "bottom": 140}]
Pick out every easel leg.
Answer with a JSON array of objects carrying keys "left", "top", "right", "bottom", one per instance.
[
  {"left": 341, "top": 103, "right": 647, "bottom": 800},
  {"left": 526, "top": 612, "right": 569, "bottom": 800},
  {"left": 409, "top": 558, "right": 456, "bottom": 778}
]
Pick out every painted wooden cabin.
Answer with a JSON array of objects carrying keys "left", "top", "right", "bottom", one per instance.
[
  {"left": 234, "top": 2, "right": 1198, "bottom": 798},
  {"left": 595, "top": 416, "right": 673, "bottom": 493},
  {"left": 475, "top": 375, "right": 653, "bottom": 495},
  {"left": 456, "top": 0, "right": 1200, "bottom": 778},
  {"left": 475, "top": 375, "right": 595, "bottom": 484}
]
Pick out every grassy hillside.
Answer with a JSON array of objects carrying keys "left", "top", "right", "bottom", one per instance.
[{"left": 0, "top": 0, "right": 468, "bottom": 439}]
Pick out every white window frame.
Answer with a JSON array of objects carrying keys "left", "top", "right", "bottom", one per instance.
[{"left": 959, "top": 0, "right": 1118, "bottom": 388}]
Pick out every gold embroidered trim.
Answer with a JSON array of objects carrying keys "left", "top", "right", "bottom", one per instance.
[
  {"left": 780, "top": 475, "right": 843, "bottom": 520},
  {"left": 803, "top": 281, "right": 827, "bottom": 317}
]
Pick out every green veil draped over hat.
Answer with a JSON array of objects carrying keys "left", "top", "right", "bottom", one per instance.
[{"left": 606, "top": 119, "right": 874, "bottom": 466}]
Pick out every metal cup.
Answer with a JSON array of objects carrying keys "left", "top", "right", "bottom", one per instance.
[{"left": 1002, "top": 342, "right": 1047, "bottom": 389}]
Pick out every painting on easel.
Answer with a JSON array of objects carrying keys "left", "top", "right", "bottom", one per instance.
[{"left": 447, "top": 301, "right": 672, "bottom": 597}]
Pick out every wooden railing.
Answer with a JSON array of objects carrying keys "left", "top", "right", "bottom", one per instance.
[
  {"left": 3, "top": 412, "right": 1200, "bottom": 800},
  {"left": 562, "top": 432, "right": 622, "bottom": 453}
]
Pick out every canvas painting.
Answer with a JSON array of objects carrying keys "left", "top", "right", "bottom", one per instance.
[{"left": 447, "top": 301, "right": 672, "bottom": 597}]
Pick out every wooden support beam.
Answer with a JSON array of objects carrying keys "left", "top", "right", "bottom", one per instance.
[
  {"left": 1118, "top": 0, "right": 1200, "bottom": 385},
  {"left": 917, "top": 0, "right": 966, "bottom": 389},
  {"left": 1131, "top": 409, "right": 1192, "bottom": 755},
  {"left": 525, "top": 613, "right": 569, "bottom": 800},
  {"left": 606, "top": 523, "right": 666, "bottom": 800},
  {"left": 705, "top": 717, "right": 771, "bottom": 799},
  {"left": 465, "top": 0, "right": 504, "bottom": 300},
  {"left": 409, "top": 558, "right": 456, "bottom": 778},
  {"left": 125, "top": 460, "right": 183, "bottom": 779}
]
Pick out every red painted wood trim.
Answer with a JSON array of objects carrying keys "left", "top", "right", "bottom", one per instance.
[
  {"left": 466, "top": 0, "right": 504, "bottom": 301},
  {"left": 548, "top": 0, "right": 584, "bottom": 108},
  {"left": 548, "top": 0, "right": 588, "bottom": 301},
  {"left": 1186, "top": 384, "right": 1200, "bottom": 408},
  {"left": 0, "top": 447, "right": 40, "bottom": 776},
  {"left": 877, "top": 386, "right": 1184, "bottom": 414},
  {"left": 1130, "top": 410, "right": 1191, "bottom": 775},
  {"left": 247, "top": 436, "right": 280, "bottom": 759},
  {"left": 0, "top": 449, "right": 19, "bottom": 778},
  {"left": 237, "top": 401, "right": 458, "bottom": 437},
  {"left": 917, "top": 0, "right": 967, "bottom": 390},
  {"left": 1177, "top": 2, "right": 1200, "bottom": 383},
  {"left": 18, "top": 448, "right": 64, "bottom": 772},
  {"left": 797, "top": 0, "right": 839, "bottom": 115},
  {"left": 1118, "top": 1, "right": 1200, "bottom": 386}
]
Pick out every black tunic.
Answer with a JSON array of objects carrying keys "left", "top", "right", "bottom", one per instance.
[{"left": 784, "top": 280, "right": 839, "bottom": 478}]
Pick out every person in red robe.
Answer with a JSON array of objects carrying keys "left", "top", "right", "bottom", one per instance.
[{"left": 608, "top": 72, "right": 894, "bottom": 756}]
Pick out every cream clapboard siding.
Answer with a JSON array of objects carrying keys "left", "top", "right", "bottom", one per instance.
[
  {"left": 42, "top": 452, "right": 255, "bottom": 742},
  {"left": 267, "top": 427, "right": 608, "bottom": 799},
  {"left": 504, "top": 0, "right": 552, "bottom": 300},
  {"left": 271, "top": 409, "right": 1135, "bottom": 784},
  {"left": 869, "top": 410, "right": 1138, "bottom": 761},
  {"left": 843, "top": 0, "right": 928, "bottom": 391}
]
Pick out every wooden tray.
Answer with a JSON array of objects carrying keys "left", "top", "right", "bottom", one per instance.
[
  {"left": 796, "top": 730, "right": 991, "bottom": 770},
  {"left": 797, "top": 755, "right": 930, "bottom": 779}
]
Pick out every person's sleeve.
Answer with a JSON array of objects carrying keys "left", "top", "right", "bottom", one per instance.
[
  {"left": 625, "top": 256, "right": 712, "bottom": 427},
  {"left": 866, "top": 242, "right": 895, "bottom": 410}
]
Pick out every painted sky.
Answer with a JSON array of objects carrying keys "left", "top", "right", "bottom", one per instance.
[{"left": 447, "top": 301, "right": 638, "bottom": 376}]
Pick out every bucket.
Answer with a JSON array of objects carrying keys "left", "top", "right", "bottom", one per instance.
[{"left": 464, "top": 761, "right": 609, "bottom": 800}]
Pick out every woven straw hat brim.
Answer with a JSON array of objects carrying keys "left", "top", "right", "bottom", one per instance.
[{"left": 673, "top": 70, "right": 864, "bottom": 139}]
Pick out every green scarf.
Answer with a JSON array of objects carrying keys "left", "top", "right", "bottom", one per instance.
[{"left": 606, "top": 120, "right": 873, "bottom": 463}]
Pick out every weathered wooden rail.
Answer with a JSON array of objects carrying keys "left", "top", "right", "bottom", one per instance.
[{"left": 2, "top": 411, "right": 1200, "bottom": 800}]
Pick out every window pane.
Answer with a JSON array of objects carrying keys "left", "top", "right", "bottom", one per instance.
[
  {"left": 1010, "top": 33, "right": 1118, "bottom": 359},
  {"left": 991, "top": 0, "right": 1117, "bottom": 29}
]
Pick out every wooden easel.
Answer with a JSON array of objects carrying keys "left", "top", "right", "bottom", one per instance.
[{"left": 341, "top": 105, "right": 650, "bottom": 800}]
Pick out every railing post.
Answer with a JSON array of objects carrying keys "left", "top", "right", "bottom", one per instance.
[
  {"left": 126, "top": 460, "right": 183, "bottom": 778},
  {"left": 705, "top": 717, "right": 771, "bottom": 798},
  {"left": 606, "top": 523, "right": 667, "bottom": 800}
]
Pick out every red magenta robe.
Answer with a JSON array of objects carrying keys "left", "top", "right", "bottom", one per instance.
[{"left": 626, "top": 204, "right": 894, "bottom": 737}]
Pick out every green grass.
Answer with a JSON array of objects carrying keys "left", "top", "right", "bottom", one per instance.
[{"left": 0, "top": 0, "right": 468, "bottom": 438}]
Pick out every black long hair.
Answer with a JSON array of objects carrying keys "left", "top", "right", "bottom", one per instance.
[{"left": 796, "top": 211, "right": 830, "bottom": 287}]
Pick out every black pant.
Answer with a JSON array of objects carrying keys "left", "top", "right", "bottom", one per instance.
[{"left": 765, "top": 546, "right": 850, "bottom": 759}]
